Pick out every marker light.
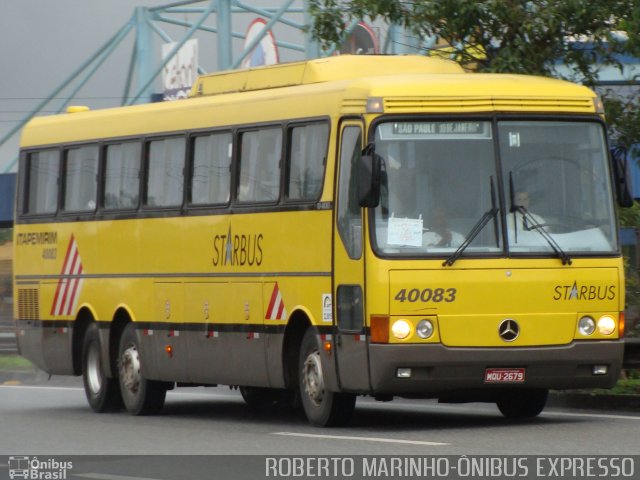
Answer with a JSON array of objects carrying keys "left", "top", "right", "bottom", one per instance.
[
  {"left": 578, "top": 316, "right": 596, "bottom": 336},
  {"left": 391, "top": 319, "right": 411, "bottom": 340},
  {"left": 366, "top": 97, "right": 384, "bottom": 113},
  {"left": 416, "top": 319, "right": 434, "bottom": 339},
  {"left": 370, "top": 315, "right": 390, "bottom": 343},
  {"left": 66, "top": 105, "right": 90, "bottom": 114},
  {"left": 396, "top": 368, "right": 412, "bottom": 378},
  {"left": 593, "top": 96, "right": 605, "bottom": 115},
  {"left": 597, "top": 315, "right": 616, "bottom": 335}
]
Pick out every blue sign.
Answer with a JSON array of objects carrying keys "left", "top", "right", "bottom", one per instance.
[{"left": 0, "top": 173, "right": 16, "bottom": 226}]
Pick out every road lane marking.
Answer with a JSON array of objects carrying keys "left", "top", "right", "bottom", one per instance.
[
  {"left": 0, "top": 384, "right": 241, "bottom": 399},
  {"left": 75, "top": 474, "right": 161, "bottom": 480},
  {"left": 272, "top": 432, "right": 449, "bottom": 446},
  {"left": 0, "top": 384, "right": 83, "bottom": 391},
  {"left": 361, "top": 399, "right": 640, "bottom": 421},
  {"left": 542, "top": 411, "right": 640, "bottom": 421}
]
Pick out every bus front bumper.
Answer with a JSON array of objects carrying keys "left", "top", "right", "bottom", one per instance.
[{"left": 368, "top": 341, "right": 624, "bottom": 396}]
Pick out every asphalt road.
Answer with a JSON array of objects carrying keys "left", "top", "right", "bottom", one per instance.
[{"left": 1, "top": 381, "right": 639, "bottom": 457}]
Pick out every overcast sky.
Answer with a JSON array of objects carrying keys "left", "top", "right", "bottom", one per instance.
[{"left": 0, "top": 0, "right": 313, "bottom": 172}]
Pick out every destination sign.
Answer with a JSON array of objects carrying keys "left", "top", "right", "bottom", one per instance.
[{"left": 378, "top": 121, "right": 491, "bottom": 140}]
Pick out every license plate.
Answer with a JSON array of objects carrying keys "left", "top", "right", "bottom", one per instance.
[{"left": 484, "top": 368, "right": 526, "bottom": 383}]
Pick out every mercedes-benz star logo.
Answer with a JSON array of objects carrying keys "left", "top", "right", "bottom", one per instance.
[{"left": 498, "top": 319, "right": 520, "bottom": 342}]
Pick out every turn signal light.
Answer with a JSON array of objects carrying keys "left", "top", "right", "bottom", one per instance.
[
  {"left": 619, "top": 312, "right": 625, "bottom": 338},
  {"left": 370, "top": 315, "right": 389, "bottom": 343}
]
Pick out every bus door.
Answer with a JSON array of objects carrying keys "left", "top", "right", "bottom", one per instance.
[{"left": 332, "top": 121, "right": 371, "bottom": 392}]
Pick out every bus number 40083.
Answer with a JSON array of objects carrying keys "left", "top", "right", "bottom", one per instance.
[{"left": 394, "top": 287, "right": 457, "bottom": 303}]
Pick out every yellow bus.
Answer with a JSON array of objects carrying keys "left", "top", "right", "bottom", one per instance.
[{"left": 14, "top": 55, "right": 630, "bottom": 426}]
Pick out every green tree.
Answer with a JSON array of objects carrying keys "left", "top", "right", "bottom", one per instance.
[
  {"left": 310, "top": 0, "right": 638, "bottom": 84},
  {"left": 310, "top": 0, "right": 640, "bottom": 193},
  {"left": 0, "top": 228, "right": 11, "bottom": 244}
]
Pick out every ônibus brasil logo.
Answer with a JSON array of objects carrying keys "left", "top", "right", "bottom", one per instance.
[{"left": 8, "top": 456, "right": 73, "bottom": 480}]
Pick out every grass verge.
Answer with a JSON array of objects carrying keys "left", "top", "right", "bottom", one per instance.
[
  {"left": 0, "top": 353, "right": 35, "bottom": 371},
  {"left": 573, "top": 370, "right": 640, "bottom": 395}
]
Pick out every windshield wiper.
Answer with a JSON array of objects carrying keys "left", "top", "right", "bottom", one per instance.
[
  {"left": 444, "top": 177, "right": 499, "bottom": 267},
  {"left": 512, "top": 205, "right": 573, "bottom": 265},
  {"left": 508, "top": 172, "right": 572, "bottom": 266}
]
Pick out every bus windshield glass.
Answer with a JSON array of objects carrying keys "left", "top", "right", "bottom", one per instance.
[
  {"left": 371, "top": 119, "right": 617, "bottom": 257},
  {"left": 499, "top": 121, "right": 616, "bottom": 255}
]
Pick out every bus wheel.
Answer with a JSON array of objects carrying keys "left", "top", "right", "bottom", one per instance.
[
  {"left": 298, "top": 328, "right": 355, "bottom": 427},
  {"left": 496, "top": 389, "right": 548, "bottom": 419},
  {"left": 118, "top": 323, "right": 167, "bottom": 415},
  {"left": 82, "top": 323, "right": 122, "bottom": 412}
]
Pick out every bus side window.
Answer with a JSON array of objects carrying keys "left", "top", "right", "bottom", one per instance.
[
  {"left": 25, "top": 150, "right": 60, "bottom": 215},
  {"left": 104, "top": 142, "right": 141, "bottom": 210},
  {"left": 146, "top": 137, "right": 186, "bottom": 208},
  {"left": 191, "top": 132, "right": 232, "bottom": 205},
  {"left": 238, "top": 127, "right": 282, "bottom": 203},
  {"left": 337, "top": 126, "right": 363, "bottom": 259},
  {"left": 63, "top": 144, "right": 99, "bottom": 212},
  {"left": 287, "top": 123, "right": 328, "bottom": 201}
]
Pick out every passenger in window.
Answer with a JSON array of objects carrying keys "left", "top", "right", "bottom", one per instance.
[{"left": 425, "top": 208, "right": 464, "bottom": 248}]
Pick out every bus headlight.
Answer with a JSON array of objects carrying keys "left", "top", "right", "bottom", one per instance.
[
  {"left": 578, "top": 316, "right": 595, "bottom": 336},
  {"left": 597, "top": 315, "right": 616, "bottom": 335},
  {"left": 391, "top": 319, "right": 411, "bottom": 340},
  {"left": 416, "top": 319, "right": 434, "bottom": 339}
]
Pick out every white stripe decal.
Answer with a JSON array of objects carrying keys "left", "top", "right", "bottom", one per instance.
[{"left": 51, "top": 236, "right": 84, "bottom": 316}]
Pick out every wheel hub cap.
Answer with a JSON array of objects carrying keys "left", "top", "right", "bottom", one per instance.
[
  {"left": 120, "top": 345, "right": 141, "bottom": 395},
  {"left": 86, "top": 345, "right": 102, "bottom": 393},
  {"left": 303, "top": 351, "right": 324, "bottom": 406}
]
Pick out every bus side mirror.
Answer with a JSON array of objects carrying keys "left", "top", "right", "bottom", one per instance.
[
  {"left": 610, "top": 146, "right": 634, "bottom": 208},
  {"left": 358, "top": 153, "right": 381, "bottom": 207}
]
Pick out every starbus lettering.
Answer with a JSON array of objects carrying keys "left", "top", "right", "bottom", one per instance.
[
  {"left": 212, "top": 227, "right": 263, "bottom": 267},
  {"left": 553, "top": 281, "right": 616, "bottom": 301}
]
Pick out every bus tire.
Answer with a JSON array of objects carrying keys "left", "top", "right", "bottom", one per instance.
[
  {"left": 82, "top": 323, "right": 122, "bottom": 412},
  {"left": 118, "top": 323, "right": 167, "bottom": 415},
  {"left": 496, "top": 388, "right": 548, "bottom": 419},
  {"left": 298, "top": 328, "right": 355, "bottom": 427}
]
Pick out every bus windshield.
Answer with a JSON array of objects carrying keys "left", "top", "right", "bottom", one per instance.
[{"left": 371, "top": 119, "right": 617, "bottom": 257}]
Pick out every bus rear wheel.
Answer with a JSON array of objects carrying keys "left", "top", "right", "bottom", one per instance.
[
  {"left": 118, "top": 323, "right": 167, "bottom": 415},
  {"left": 82, "top": 322, "right": 122, "bottom": 412},
  {"left": 298, "top": 328, "right": 355, "bottom": 427},
  {"left": 496, "top": 388, "right": 548, "bottom": 419}
]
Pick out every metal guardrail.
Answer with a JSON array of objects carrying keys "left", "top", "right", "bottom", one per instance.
[{"left": 0, "top": 326, "right": 17, "bottom": 354}]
